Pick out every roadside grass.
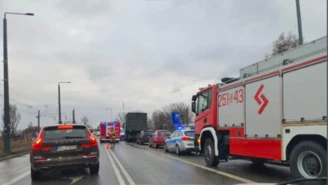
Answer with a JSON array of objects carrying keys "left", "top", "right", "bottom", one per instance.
[{"left": 0, "top": 140, "right": 32, "bottom": 158}]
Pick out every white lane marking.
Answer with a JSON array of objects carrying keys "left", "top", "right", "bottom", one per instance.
[
  {"left": 1, "top": 171, "right": 30, "bottom": 185},
  {"left": 104, "top": 146, "right": 126, "bottom": 185},
  {"left": 164, "top": 154, "right": 256, "bottom": 183},
  {"left": 70, "top": 175, "right": 84, "bottom": 185},
  {"left": 108, "top": 148, "right": 136, "bottom": 185},
  {"left": 128, "top": 142, "right": 256, "bottom": 183}
]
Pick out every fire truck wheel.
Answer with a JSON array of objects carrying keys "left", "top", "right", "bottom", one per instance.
[
  {"left": 204, "top": 138, "right": 219, "bottom": 166},
  {"left": 290, "top": 141, "right": 326, "bottom": 179}
]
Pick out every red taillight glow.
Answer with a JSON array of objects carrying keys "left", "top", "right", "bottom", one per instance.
[
  {"left": 32, "top": 131, "right": 44, "bottom": 151},
  {"left": 40, "top": 146, "right": 52, "bottom": 151},
  {"left": 82, "top": 130, "right": 98, "bottom": 148},
  {"left": 58, "top": 125, "right": 73, "bottom": 130},
  {"left": 181, "top": 136, "right": 190, "bottom": 141},
  {"left": 35, "top": 158, "right": 49, "bottom": 162}
]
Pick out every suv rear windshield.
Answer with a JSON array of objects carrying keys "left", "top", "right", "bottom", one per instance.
[
  {"left": 159, "top": 131, "right": 171, "bottom": 136},
  {"left": 43, "top": 126, "right": 88, "bottom": 140},
  {"left": 184, "top": 131, "right": 195, "bottom": 137}
]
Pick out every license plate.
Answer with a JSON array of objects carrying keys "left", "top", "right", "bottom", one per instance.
[{"left": 57, "top": 145, "right": 77, "bottom": 151}]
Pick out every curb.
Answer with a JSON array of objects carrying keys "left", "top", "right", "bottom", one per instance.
[
  {"left": 0, "top": 151, "right": 30, "bottom": 162},
  {"left": 125, "top": 142, "right": 149, "bottom": 150}
]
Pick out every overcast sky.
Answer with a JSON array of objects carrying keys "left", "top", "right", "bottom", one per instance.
[{"left": 0, "top": 0, "right": 326, "bottom": 129}]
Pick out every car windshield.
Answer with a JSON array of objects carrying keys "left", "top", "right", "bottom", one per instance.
[
  {"left": 184, "top": 131, "right": 195, "bottom": 137},
  {"left": 158, "top": 131, "right": 171, "bottom": 136},
  {"left": 43, "top": 127, "right": 88, "bottom": 140}
]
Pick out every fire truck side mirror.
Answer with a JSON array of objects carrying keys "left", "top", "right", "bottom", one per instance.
[
  {"left": 192, "top": 95, "right": 197, "bottom": 101},
  {"left": 191, "top": 102, "right": 196, "bottom": 113}
]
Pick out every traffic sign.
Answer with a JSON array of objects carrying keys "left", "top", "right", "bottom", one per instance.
[{"left": 171, "top": 112, "right": 181, "bottom": 125}]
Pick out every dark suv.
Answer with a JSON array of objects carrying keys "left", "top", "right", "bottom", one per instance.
[
  {"left": 30, "top": 124, "right": 100, "bottom": 180},
  {"left": 136, "top": 130, "right": 154, "bottom": 145}
]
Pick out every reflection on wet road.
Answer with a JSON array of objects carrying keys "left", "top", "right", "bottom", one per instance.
[{"left": 0, "top": 141, "right": 292, "bottom": 185}]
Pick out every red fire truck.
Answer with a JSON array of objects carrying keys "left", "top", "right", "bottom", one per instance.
[
  {"left": 191, "top": 36, "right": 327, "bottom": 179},
  {"left": 99, "top": 122, "right": 121, "bottom": 143}
]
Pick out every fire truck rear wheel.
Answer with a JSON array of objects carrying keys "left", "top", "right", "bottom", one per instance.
[
  {"left": 290, "top": 141, "right": 326, "bottom": 179},
  {"left": 204, "top": 138, "right": 219, "bottom": 166}
]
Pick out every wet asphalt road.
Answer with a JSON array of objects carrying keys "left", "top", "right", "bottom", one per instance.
[{"left": 0, "top": 141, "right": 292, "bottom": 185}]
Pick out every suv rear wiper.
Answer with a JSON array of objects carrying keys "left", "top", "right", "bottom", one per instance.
[
  {"left": 277, "top": 177, "right": 326, "bottom": 185},
  {"left": 64, "top": 136, "right": 84, "bottom": 139}
]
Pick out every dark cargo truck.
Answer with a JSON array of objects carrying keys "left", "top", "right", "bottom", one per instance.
[{"left": 125, "top": 112, "right": 147, "bottom": 142}]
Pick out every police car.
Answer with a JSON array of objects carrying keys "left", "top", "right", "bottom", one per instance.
[{"left": 164, "top": 126, "right": 196, "bottom": 155}]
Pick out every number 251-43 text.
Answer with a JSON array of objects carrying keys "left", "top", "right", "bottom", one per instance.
[{"left": 218, "top": 89, "right": 244, "bottom": 107}]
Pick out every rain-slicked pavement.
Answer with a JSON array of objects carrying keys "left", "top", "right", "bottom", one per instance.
[{"left": 0, "top": 141, "right": 292, "bottom": 185}]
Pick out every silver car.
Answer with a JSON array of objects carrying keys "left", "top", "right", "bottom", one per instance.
[{"left": 164, "top": 127, "right": 196, "bottom": 155}]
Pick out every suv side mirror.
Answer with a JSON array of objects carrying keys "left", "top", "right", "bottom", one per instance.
[{"left": 191, "top": 101, "right": 196, "bottom": 113}]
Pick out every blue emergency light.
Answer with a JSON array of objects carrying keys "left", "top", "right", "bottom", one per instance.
[{"left": 178, "top": 126, "right": 182, "bottom": 130}]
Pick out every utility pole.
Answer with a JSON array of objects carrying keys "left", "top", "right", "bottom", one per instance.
[
  {"left": 2, "top": 12, "right": 34, "bottom": 153},
  {"left": 3, "top": 13, "right": 10, "bottom": 153},
  {"left": 58, "top": 84, "right": 61, "bottom": 124},
  {"left": 58, "top": 81, "right": 71, "bottom": 124},
  {"left": 324, "top": 2, "right": 328, "bottom": 181},
  {"left": 295, "top": 0, "right": 303, "bottom": 45},
  {"left": 36, "top": 110, "right": 40, "bottom": 133},
  {"left": 72, "top": 109, "right": 76, "bottom": 124}
]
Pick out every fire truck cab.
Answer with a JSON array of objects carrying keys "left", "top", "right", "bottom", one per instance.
[{"left": 192, "top": 36, "right": 327, "bottom": 179}]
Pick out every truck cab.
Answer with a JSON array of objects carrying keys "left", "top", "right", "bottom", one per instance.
[{"left": 191, "top": 85, "right": 218, "bottom": 151}]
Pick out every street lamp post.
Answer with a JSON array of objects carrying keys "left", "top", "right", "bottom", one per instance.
[
  {"left": 106, "top": 108, "right": 113, "bottom": 122},
  {"left": 295, "top": 0, "right": 303, "bottom": 45},
  {"left": 58, "top": 81, "right": 71, "bottom": 124},
  {"left": 3, "top": 12, "right": 34, "bottom": 153}
]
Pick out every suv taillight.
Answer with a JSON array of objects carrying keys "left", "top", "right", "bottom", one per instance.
[
  {"left": 32, "top": 130, "right": 44, "bottom": 150},
  {"left": 82, "top": 130, "right": 98, "bottom": 148}
]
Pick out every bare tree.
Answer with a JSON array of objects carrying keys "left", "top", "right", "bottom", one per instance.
[
  {"left": 28, "top": 122, "right": 33, "bottom": 128},
  {"left": 150, "top": 102, "right": 194, "bottom": 131},
  {"left": 147, "top": 118, "right": 153, "bottom": 129},
  {"left": 115, "top": 112, "right": 127, "bottom": 125},
  {"left": 81, "top": 116, "right": 89, "bottom": 126},
  {"left": 266, "top": 32, "right": 299, "bottom": 59},
  {"left": 151, "top": 110, "right": 167, "bottom": 130},
  {"left": 2, "top": 104, "right": 21, "bottom": 138}
]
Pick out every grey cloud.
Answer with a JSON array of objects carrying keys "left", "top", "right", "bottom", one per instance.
[{"left": 1, "top": 0, "right": 325, "bottom": 129}]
